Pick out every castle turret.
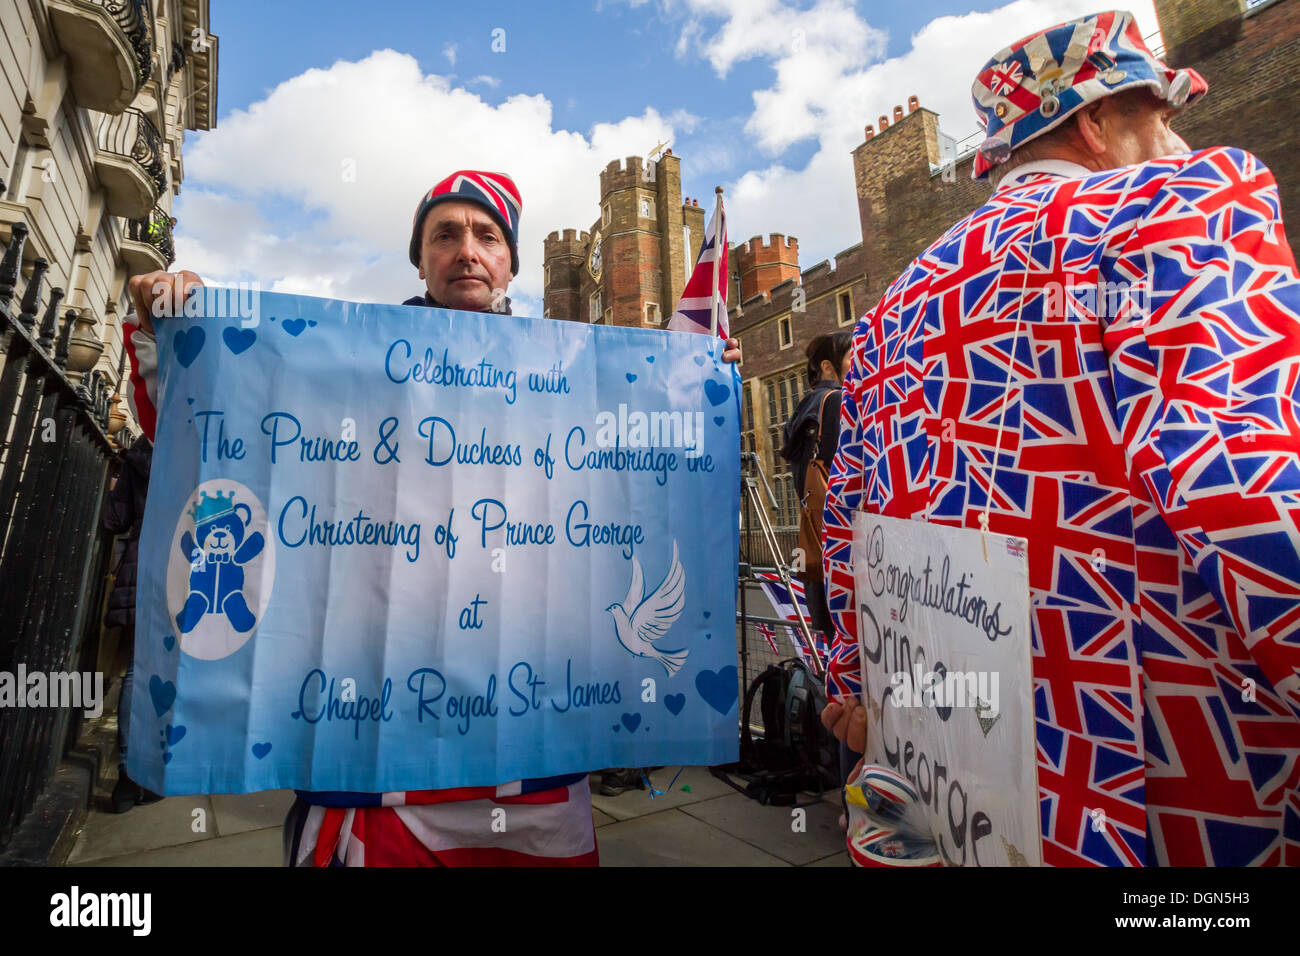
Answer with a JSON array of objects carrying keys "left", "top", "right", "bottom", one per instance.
[
  {"left": 542, "top": 228, "right": 589, "bottom": 322},
  {"left": 734, "top": 234, "right": 800, "bottom": 303}
]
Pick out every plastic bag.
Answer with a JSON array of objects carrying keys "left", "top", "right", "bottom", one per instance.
[{"left": 844, "top": 764, "right": 944, "bottom": 866}]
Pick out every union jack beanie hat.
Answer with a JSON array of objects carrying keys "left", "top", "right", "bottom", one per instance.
[
  {"left": 408, "top": 170, "right": 523, "bottom": 274},
  {"left": 970, "top": 10, "right": 1207, "bottom": 179}
]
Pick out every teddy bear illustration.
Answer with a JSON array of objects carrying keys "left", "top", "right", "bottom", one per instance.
[{"left": 176, "top": 490, "right": 265, "bottom": 635}]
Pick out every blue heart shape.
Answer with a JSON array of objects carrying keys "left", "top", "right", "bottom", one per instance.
[
  {"left": 251, "top": 742, "right": 272, "bottom": 760},
  {"left": 165, "top": 724, "right": 186, "bottom": 746},
  {"left": 148, "top": 675, "right": 176, "bottom": 717},
  {"left": 704, "top": 379, "right": 730, "bottom": 406},
  {"left": 703, "top": 611, "right": 711, "bottom": 619},
  {"left": 222, "top": 326, "right": 256, "bottom": 354},
  {"left": 714, "top": 416, "right": 725, "bottom": 427},
  {"left": 665, "top": 693, "right": 686, "bottom": 716},
  {"left": 162, "top": 752, "right": 173, "bottom": 764},
  {"left": 162, "top": 635, "right": 175, "bottom": 652},
  {"left": 621, "top": 712, "right": 642, "bottom": 733},
  {"left": 612, "top": 724, "right": 620, "bottom": 733},
  {"left": 693, "top": 354, "right": 706, "bottom": 366},
  {"left": 626, "top": 372, "right": 637, "bottom": 383},
  {"left": 282, "top": 318, "right": 307, "bottom": 336},
  {"left": 307, "top": 319, "right": 318, "bottom": 327},
  {"left": 645, "top": 355, "right": 655, "bottom": 363},
  {"left": 695, "top": 666, "right": 738, "bottom": 715},
  {"left": 173, "top": 327, "right": 205, "bottom": 368}
]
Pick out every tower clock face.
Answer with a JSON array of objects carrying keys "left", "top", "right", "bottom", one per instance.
[{"left": 588, "top": 233, "right": 603, "bottom": 281}]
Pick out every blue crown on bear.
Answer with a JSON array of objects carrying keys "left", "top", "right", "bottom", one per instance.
[{"left": 188, "top": 489, "right": 237, "bottom": 525}]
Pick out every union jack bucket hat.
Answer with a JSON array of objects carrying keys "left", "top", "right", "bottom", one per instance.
[
  {"left": 409, "top": 170, "right": 523, "bottom": 274},
  {"left": 970, "top": 10, "right": 1207, "bottom": 179}
]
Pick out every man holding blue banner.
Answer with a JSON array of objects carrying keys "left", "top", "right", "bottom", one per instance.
[{"left": 125, "top": 168, "right": 741, "bottom": 867}]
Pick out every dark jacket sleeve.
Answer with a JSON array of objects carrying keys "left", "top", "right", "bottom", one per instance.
[
  {"left": 817, "top": 390, "right": 842, "bottom": 467},
  {"left": 102, "top": 458, "right": 136, "bottom": 535}
]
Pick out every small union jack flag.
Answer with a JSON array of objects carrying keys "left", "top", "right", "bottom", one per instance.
[
  {"left": 989, "top": 60, "right": 1023, "bottom": 96},
  {"left": 755, "top": 621, "right": 780, "bottom": 655}
]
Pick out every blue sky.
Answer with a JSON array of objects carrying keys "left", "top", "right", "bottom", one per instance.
[{"left": 178, "top": 0, "right": 1160, "bottom": 313}]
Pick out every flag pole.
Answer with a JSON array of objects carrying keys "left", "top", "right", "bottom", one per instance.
[{"left": 709, "top": 185, "right": 723, "bottom": 339}]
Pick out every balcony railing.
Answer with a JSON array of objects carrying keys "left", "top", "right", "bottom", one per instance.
[
  {"left": 95, "top": 108, "right": 167, "bottom": 213},
  {"left": 92, "top": 0, "right": 154, "bottom": 88},
  {"left": 48, "top": 0, "right": 154, "bottom": 113},
  {"left": 124, "top": 206, "right": 175, "bottom": 269}
]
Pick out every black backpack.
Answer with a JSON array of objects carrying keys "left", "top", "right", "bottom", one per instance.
[{"left": 713, "top": 658, "right": 840, "bottom": 807}]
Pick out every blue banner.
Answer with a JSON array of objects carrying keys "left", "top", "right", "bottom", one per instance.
[{"left": 129, "top": 291, "right": 740, "bottom": 794}]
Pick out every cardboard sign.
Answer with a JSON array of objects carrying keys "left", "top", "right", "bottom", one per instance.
[
  {"left": 852, "top": 512, "right": 1040, "bottom": 866},
  {"left": 129, "top": 291, "right": 740, "bottom": 794}
]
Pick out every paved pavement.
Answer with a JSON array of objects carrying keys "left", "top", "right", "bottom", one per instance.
[{"left": 67, "top": 764, "right": 849, "bottom": 867}]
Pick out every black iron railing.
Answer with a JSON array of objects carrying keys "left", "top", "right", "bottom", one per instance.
[
  {"left": 88, "top": 0, "right": 154, "bottom": 88},
  {"left": 0, "top": 223, "right": 119, "bottom": 849},
  {"left": 96, "top": 107, "right": 167, "bottom": 200},
  {"left": 127, "top": 206, "right": 175, "bottom": 267}
]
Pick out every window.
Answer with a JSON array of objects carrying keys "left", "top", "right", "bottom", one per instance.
[
  {"left": 589, "top": 290, "right": 601, "bottom": 323},
  {"left": 543, "top": 307, "right": 550, "bottom": 319},
  {"left": 604, "top": 307, "right": 613, "bottom": 325},
  {"left": 837, "top": 290, "right": 853, "bottom": 326},
  {"left": 602, "top": 203, "right": 611, "bottom": 227},
  {"left": 640, "top": 196, "right": 654, "bottom": 220},
  {"left": 778, "top": 314, "right": 792, "bottom": 349},
  {"left": 741, "top": 382, "right": 757, "bottom": 473},
  {"left": 644, "top": 301, "right": 661, "bottom": 325},
  {"left": 544, "top": 264, "right": 551, "bottom": 287},
  {"left": 763, "top": 369, "right": 809, "bottom": 525}
]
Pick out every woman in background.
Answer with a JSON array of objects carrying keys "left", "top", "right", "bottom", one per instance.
[
  {"left": 780, "top": 330, "right": 855, "bottom": 798},
  {"left": 780, "top": 330, "right": 852, "bottom": 634}
]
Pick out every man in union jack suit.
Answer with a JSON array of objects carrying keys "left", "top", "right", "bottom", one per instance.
[{"left": 820, "top": 10, "right": 1300, "bottom": 866}]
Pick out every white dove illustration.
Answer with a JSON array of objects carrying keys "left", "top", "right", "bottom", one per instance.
[{"left": 607, "top": 541, "right": 688, "bottom": 676}]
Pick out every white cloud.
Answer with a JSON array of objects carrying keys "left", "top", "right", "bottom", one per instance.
[
  {"left": 671, "top": 0, "right": 1160, "bottom": 266},
  {"left": 469, "top": 74, "right": 501, "bottom": 88},
  {"left": 177, "top": 50, "right": 681, "bottom": 314},
  {"left": 442, "top": 42, "right": 457, "bottom": 67}
]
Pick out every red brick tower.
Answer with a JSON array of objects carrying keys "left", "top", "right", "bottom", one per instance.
[{"left": 734, "top": 234, "right": 800, "bottom": 302}]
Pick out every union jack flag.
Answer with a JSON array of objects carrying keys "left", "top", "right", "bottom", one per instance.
[
  {"left": 667, "top": 196, "right": 729, "bottom": 338},
  {"left": 989, "top": 60, "right": 1023, "bottom": 96},
  {"left": 824, "top": 148, "right": 1300, "bottom": 867},
  {"left": 753, "top": 571, "right": 830, "bottom": 669}
]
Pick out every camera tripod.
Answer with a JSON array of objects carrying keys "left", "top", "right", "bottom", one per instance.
[{"left": 738, "top": 450, "right": 826, "bottom": 681}]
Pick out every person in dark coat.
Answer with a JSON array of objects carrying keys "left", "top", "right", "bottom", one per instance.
[{"left": 102, "top": 436, "right": 159, "bottom": 812}]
